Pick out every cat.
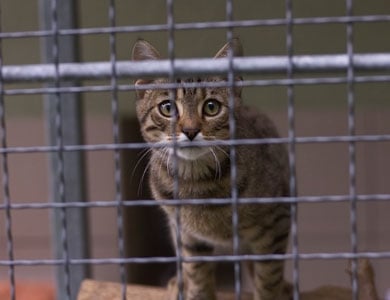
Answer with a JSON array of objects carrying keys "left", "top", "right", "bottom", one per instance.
[{"left": 132, "top": 38, "right": 291, "bottom": 300}]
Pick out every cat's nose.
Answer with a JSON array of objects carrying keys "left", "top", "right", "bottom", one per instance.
[{"left": 182, "top": 128, "right": 200, "bottom": 141}]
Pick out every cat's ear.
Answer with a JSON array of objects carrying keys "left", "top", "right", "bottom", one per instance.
[
  {"left": 214, "top": 38, "right": 243, "bottom": 97},
  {"left": 214, "top": 37, "right": 243, "bottom": 59},
  {"left": 132, "top": 39, "right": 161, "bottom": 99},
  {"left": 132, "top": 39, "right": 161, "bottom": 61}
]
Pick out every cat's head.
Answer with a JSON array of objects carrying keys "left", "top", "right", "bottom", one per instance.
[{"left": 132, "top": 38, "right": 243, "bottom": 161}]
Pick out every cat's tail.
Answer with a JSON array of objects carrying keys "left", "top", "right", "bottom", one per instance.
[{"left": 346, "top": 258, "right": 380, "bottom": 300}]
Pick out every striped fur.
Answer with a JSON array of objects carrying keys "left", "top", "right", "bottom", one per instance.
[{"left": 132, "top": 39, "right": 291, "bottom": 300}]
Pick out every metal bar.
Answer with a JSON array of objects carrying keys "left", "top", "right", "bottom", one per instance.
[
  {"left": 0, "top": 14, "right": 389, "bottom": 39},
  {"left": 285, "top": 0, "right": 300, "bottom": 299},
  {"left": 107, "top": 1, "right": 127, "bottom": 299},
  {"left": 39, "top": 1, "right": 90, "bottom": 300},
  {"left": 164, "top": 0, "right": 185, "bottom": 299},
  {"left": 346, "top": 1, "right": 359, "bottom": 299},
  {"left": 1, "top": 133, "right": 390, "bottom": 155},
  {"left": 1, "top": 251, "right": 390, "bottom": 267},
  {"left": 0, "top": 4, "right": 16, "bottom": 300},
  {"left": 2, "top": 74, "right": 390, "bottom": 97},
  {"left": 2, "top": 53, "right": 390, "bottom": 82},
  {"left": 1, "top": 193, "right": 390, "bottom": 211},
  {"left": 225, "top": 0, "right": 242, "bottom": 298}
]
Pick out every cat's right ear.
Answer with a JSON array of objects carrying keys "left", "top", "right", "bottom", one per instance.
[{"left": 132, "top": 39, "right": 161, "bottom": 99}]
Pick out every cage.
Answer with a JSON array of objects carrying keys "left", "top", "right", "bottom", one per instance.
[{"left": 0, "top": 0, "right": 390, "bottom": 300}]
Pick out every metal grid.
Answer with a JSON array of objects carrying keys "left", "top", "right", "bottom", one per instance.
[{"left": 0, "top": 1, "right": 390, "bottom": 300}]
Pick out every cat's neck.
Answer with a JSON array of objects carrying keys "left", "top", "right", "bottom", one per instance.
[{"left": 153, "top": 149, "right": 229, "bottom": 182}]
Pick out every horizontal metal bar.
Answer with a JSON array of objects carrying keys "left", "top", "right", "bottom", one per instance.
[
  {"left": 0, "top": 15, "right": 389, "bottom": 39},
  {"left": 0, "top": 134, "right": 390, "bottom": 154},
  {"left": 2, "top": 53, "right": 390, "bottom": 83},
  {"left": 2, "top": 74, "right": 390, "bottom": 96},
  {"left": 1, "top": 251, "right": 390, "bottom": 267},
  {"left": 1, "top": 194, "right": 389, "bottom": 211}
]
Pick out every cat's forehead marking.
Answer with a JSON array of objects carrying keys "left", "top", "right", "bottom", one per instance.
[
  {"left": 177, "top": 87, "right": 184, "bottom": 100},
  {"left": 178, "top": 78, "right": 201, "bottom": 96},
  {"left": 176, "top": 78, "right": 205, "bottom": 104}
]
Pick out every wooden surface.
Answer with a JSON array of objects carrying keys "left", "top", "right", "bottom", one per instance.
[
  {"left": 78, "top": 259, "right": 380, "bottom": 300},
  {"left": 77, "top": 280, "right": 363, "bottom": 300},
  {"left": 77, "top": 280, "right": 252, "bottom": 300},
  {"left": 0, "top": 281, "right": 55, "bottom": 300}
]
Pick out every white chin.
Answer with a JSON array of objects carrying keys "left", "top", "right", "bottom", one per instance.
[{"left": 172, "top": 148, "right": 209, "bottom": 161}]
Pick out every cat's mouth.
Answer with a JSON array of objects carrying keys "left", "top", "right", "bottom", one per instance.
[
  {"left": 169, "top": 147, "right": 210, "bottom": 161},
  {"left": 165, "top": 132, "right": 211, "bottom": 161}
]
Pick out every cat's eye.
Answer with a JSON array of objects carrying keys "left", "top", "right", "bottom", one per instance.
[
  {"left": 158, "top": 100, "right": 177, "bottom": 118},
  {"left": 203, "top": 99, "right": 221, "bottom": 117}
]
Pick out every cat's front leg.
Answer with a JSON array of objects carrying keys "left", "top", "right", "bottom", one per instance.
[
  {"left": 167, "top": 229, "right": 216, "bottom": 300},
  {"left": 251, "top": 259, "right": 287, "bottom": 300},
  {"left": 247, "top": 217, "right": 290, "bottom": 300}
]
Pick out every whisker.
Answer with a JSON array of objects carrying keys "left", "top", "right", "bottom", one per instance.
[
  {"left": 158, "top": 148, "right": 168, "bottom": 178},
  {"left": 166, "top": 147, "right": 172, "bottom": 176},
  {"left": 138, "top": 160, "right": 151, "bottom": 196},
  {"left": 131, "top": 147, "right": 152, "bottom": 179},
  {"left": 216, "top": 145, "right": 229, "bottom": 159},
  {"left": 209, "top": 148, "right": 221, "bottom": 180}
]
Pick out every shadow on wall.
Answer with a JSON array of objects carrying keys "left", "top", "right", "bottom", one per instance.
[{"left": 120, "top": 117, "right": 175, "bottom": 286}]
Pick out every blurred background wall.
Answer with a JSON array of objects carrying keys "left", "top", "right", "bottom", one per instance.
[{"left": 0, "top": 0, "right": 389, "bottom": 298}]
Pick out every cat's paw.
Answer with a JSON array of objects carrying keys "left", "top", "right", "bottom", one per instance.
[
  {"left": 165, "top": 276, "right": 216, "bottom": 300},
  {"left": 280, "top": 281, "right": 294, "bottom": 300}
]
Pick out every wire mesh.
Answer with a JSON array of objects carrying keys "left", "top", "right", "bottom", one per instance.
[
  {"left": 345, "top": 1, "right": 359, "bottom": 299},
  {"left": 0, "top": 1, "right": 390, "bottom": 300},
  {"left": 284, "top": 1, "right": 300, "bottom": 299},
  {"left": 0, "top": 7, "right": 16, "bottom": 300},
  {"left": 49, "top": 0, "right": 72, "bottom": 298}
]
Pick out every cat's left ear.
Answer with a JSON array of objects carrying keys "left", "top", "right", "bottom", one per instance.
[
  {"left": 214, "top": 38, "right": 243, "bottom": 97},
  {"left": 214, "top": 37, "right": 243, "bottom": 59}
]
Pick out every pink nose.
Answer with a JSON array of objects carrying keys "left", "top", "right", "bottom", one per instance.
[{"left": 182, "top": 128, "right": 200, "bottom": 141}]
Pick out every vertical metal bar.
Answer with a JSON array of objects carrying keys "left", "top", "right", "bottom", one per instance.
[
  {"left": 108, "top": 1, "right": 127, "bottom": 299},
  {"left": 346, "top": 1, "right": 358, "bottom": 299},
  {"left": 165, "top": 1, "right": 184, "bottom": 299},
  {"left": 225, "top": 1, "right": 241, "bottom": 300},
  {"left": 39, "top": 1, "right": 89, "bottom": 300},
  {"left": 0, "top": 5, "right": 15, "bottom": 300},
  {"left": 50, "top": 1, "right": 71, "bottom": 297},
  {"left": 285, "top": 0, "right": 300, "bottom": 299}
]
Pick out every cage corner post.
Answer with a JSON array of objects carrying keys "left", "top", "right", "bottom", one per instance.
[{"left": 39, "top": 1, "right": 90, "bottom": 300}]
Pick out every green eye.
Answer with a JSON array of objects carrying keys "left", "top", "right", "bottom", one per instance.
[
  {"left": 203, "top": 99, "right": 221, "bottom": 117},
  {"left": 158, "top": 100, "right": 177, "bottom": 117}
]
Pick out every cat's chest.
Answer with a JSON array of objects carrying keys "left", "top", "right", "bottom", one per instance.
[
  {"left": 150, "top": 153, "right": 232, "bottom": 198},
  {"left": 165, "top": 205, "right": 234, "bottom": 243}
]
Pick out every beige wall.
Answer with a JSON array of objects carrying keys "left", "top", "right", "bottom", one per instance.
[{"left": 1, "top": 0, "right": 389, "bottom": 298}]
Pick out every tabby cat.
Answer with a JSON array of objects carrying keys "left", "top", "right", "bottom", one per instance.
[{"left": 132, "top": 38, "right": 291, "bottom": 300}]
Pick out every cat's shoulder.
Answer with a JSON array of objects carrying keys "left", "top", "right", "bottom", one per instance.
[{"left": 236, "top": 104, "right": 280, "bottom": 139}]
